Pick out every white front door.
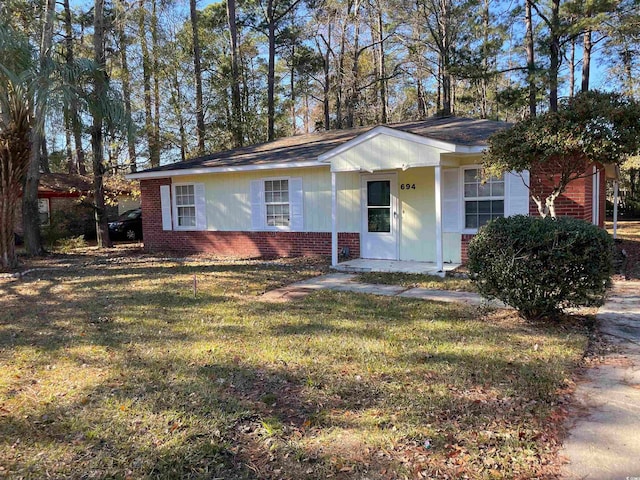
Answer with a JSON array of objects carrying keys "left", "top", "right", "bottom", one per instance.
[{"left": 361, "top": 174, "right": 398, "bottom": 260}]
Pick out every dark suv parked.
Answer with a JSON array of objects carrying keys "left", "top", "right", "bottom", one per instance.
[{"left": 108, "top": 208, "right": 142, "bottom": 241}]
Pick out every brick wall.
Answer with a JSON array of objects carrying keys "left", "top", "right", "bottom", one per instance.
[
  {"left": 140, "top": 178, "right": 360, "bottom": 258},
  {"left": 528, "top": 163, "right": 606, "bottom": 227}
]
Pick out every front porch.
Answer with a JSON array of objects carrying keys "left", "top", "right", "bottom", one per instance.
[
  {"left": 321, "top": 126, "right": 480, "bottom": 272},
  {"left": 332, "top": 258, "right": 461, "bottom": 277}
]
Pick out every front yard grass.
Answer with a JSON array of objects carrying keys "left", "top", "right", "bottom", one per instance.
[
  {"left": 0, "top": 253, "right": 587, "bottom": 479},
  {"left": 356, "top": 271, "right": 475, "bottom": 292}
]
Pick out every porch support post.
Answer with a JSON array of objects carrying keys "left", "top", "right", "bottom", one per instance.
[
  {"left": 331, "top": 171, "right": 338, "bottom": 266},
  {"left": 613, "top": 177, "right": 619, "bottom": 240},
  {"left": 434, "top": 165, "right": 443, "bottom": 272}
]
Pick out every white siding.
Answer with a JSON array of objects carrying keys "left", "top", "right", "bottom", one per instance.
[
  {"left": 331, "top": 134, "right": 445, "bottom": 172},
  {"left": 174, "top": 167, "right": 359, "bottom": 233}
]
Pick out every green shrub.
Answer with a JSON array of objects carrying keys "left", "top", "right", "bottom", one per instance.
[{"left": 468, "top": 215, "right": 614, "bottom": 320}]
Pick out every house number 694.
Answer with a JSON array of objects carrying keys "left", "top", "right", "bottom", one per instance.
[{"left": 400, "top": 183, "right": 416, "bottom": 190}]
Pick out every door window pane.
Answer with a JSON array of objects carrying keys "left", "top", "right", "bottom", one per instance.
[
  {"left": 367, "top": 181, "right": 390, "bottom": 206},
  {"left": 368, "top": 208, "right": 391, "bottom": 232}
]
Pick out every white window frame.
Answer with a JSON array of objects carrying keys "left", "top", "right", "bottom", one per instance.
[
  {"left": 172, "top": 183, "right": 197, "bottom": 230},
  {"left": 38, "top": 198, "right": 50, "bottom": 226},
  {"left": 461, "top": 165, "right": 505, "bottom": 234},
  {"left": 262, "top": 177, "right": 291, "bottom": 231}
]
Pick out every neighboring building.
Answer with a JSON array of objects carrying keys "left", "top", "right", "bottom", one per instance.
[
  {"left": 128, "top": 117, "right": 611, "bottom": 270},
  {"left": 15, "top": 173, "right": 140, "bottom": 239}
]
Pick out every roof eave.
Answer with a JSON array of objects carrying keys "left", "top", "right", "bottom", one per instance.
[{"left": 126, "top": 160, "right": 328, "bottom": 180}]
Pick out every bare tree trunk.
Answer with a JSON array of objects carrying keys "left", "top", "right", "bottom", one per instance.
[
  {"left": 621, "top": 45, "right": 633, "bottom": 95},
  {"left": 139, "top": 3, "right": 158, "bottom": 167},
  {"left": 266, "top": 0, "right": 277, "bottom": 140},
  {"left": 190, "top": 0, "right": 206, "bottom": 154},
  {"left": 170, "top": 70, "right": 188, "bottom": 162},
  {"left": 440, "top": 0, "right": 452, "bottom": 116},
  {"left": 548, "top": 0, "right": 560, "bottom": 112},
  {"left": 23, "top": 0, "right": 56, "bottom": 257},
  {"left": 480, "top": 0, "right": 489, "bottom": 119},
  {"left": 290, "top": 43, "right": 296, "bottom": 134},
  {"left": 64, "top": 106, "right": 76, "bottom": 173},
  {"left": 321, "top": 24, "right": 332, "bottom": 130},
  {"left": 151, "top": 0, "right": 161, "bottom": 161},
  {"left": 40, "top": 137, "right": 50, "bottom": 173},
  {"left": 525, "top": 0, "right": 536, "bottom": 117},
  {"left": 436, "top": 57, "right": 441, "bottom": 112},
  {"left": 116, "top": 0, "right": 137, "bottom": 172},
  {"left": 346, "top": 17, "right": 361, "bottom": 128},
  {"left": 304, "top": 91, "right": 310, "bottom": 133},
  {"left": 417, "top": 80, "right": 426, "bottom": 118},
  {"left": 335, "top": 3, "right": 350, "bottom": 129},
  {"left": 581, "top": 27, "right": 592, "bottom": 92},
  {"left": 569, "top": 36, "right": 576, "bottom": 97},
  {"left": 227, "top": 0, "right": 243, "bottom": 146},
  {"left": 376, "top": 3, "right": 387, "bottom": 123},
  {"left": 92, "top": 0, "right": 112, "bottom": 248},
  {"left": 63, "top": 0, "right": 86, "bottom": 175}
]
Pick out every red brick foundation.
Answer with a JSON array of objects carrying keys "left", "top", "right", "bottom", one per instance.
[
  {"left": 460, "top": 234, "right": 475, "bottom": 263},
  {"left": 140, "top": 178, "right": 359, "bottom": 258}
]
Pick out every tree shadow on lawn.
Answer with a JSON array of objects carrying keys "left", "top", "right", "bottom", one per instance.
[
  {"left": 0, "top": 262, "right": 587, "bottom": 479},
  {"left": 0, "top": 342, "right": 577, "bottom": 479}
]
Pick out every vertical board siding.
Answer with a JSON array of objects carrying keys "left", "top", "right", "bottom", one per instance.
[
  {"left": 398, "top": 167, "right": 435, "bottom": 262},
  {"left": 174, "top": 167, "right": 360, "bottom": 233},
  {"left": 332, "top": 134, "right": 444, "bottom": 172}
]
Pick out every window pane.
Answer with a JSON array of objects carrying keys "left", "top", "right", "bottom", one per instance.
[
  {"left": 492, "top": 200, "right": 504, "bottom": 214},
  {"left": 465, "top": 215, "right": 478, "bottom": 229},
  {"left": 464, "top": 183, "right": 478, "bottom": 198},
  {"left": 281, "top": 191, "right": 289, "bottom": 202},
  {"left": 464, "top": 169, "right": 479, "bottom": 182},
  {"left": 367, "top": 181, "right": 390, "bottom": 206},
  {"left": 478, "top": 214, "right": 492, "bottom": 227},
  {"left": 478, "top": 183, "right": 491, "bottom": 197},
  {"left": 491, "top": 182, "right": 505, "bottom": 196},
  {"left": 281, "top": 179, "right": 288, "bottom": 191},
  {"left": 465, "top": 201, "right": 478, "bottom": 214},
  {"left": 368, "top": 208, "right": 390, "bottom": 232},
  {"left": 178, "top": 206, "right": 196, "bottom": 227},
  {"left": 478, "top": 201, "right": 491, "bottom": 213}
]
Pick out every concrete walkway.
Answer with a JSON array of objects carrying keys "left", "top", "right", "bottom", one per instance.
[
  {"left": 561, "top": 280, "right": 640, "bottom": 480},
  {"left": 261, "top": 272, "right": 492, "bottom": 305}
]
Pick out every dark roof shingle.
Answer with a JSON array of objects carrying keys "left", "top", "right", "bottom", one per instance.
[{"left": 140, "top": 116, "right": 508, "bottom": 174}]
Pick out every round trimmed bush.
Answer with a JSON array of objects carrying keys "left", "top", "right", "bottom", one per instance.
[{"left": 467, "top": 215, "right": 614, "bottom": 320}]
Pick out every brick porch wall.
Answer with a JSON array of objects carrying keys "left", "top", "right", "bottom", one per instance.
[{"left": 140, "top": 178, "right": 360, "bottom": 258}]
